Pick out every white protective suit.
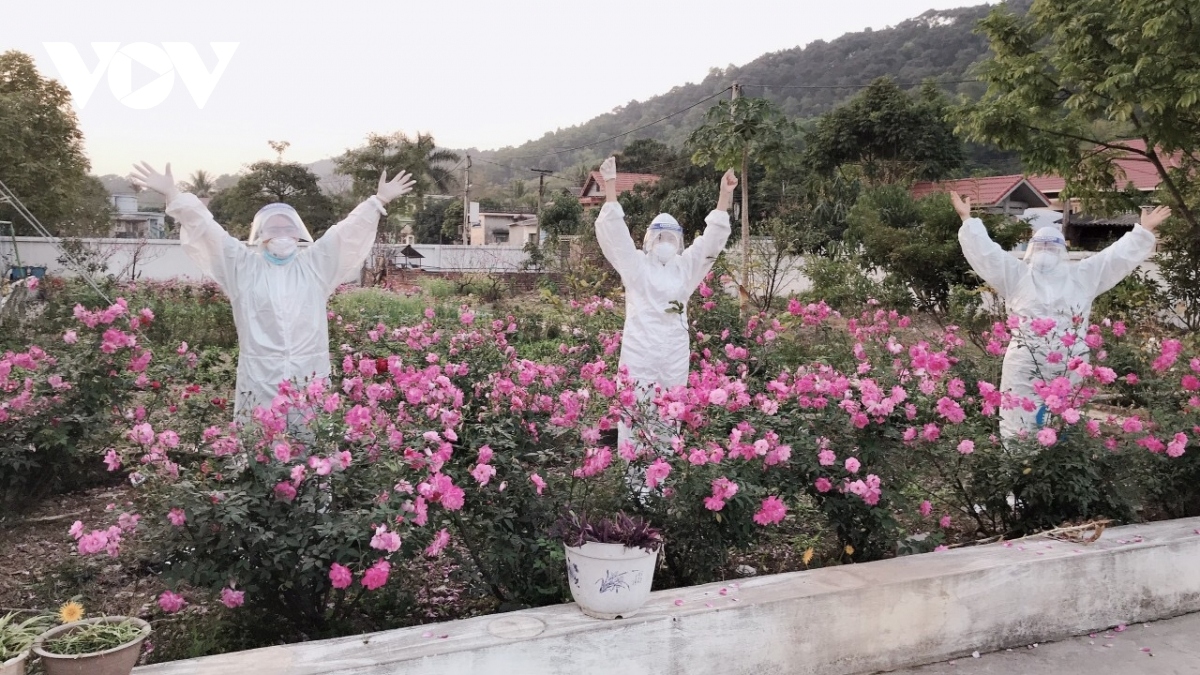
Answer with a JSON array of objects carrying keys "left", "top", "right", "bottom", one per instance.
[
  {"left": 958, "top": 219, "right": 1156, "bottom": 439},
  {"left": 596, "top": 203, "right": 731, "bottom": 401},
  {"left": 167, "top": 193, "right": 385, "bottom": 416}
]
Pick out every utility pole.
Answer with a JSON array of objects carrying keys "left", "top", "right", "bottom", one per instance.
[
  {"left": 530, "top": 168, "right": 554, "bottom": 246},
  {"left": 462, "top": 155, "right": 472, "bottom": 245},
  {"left": 732, "top": 82, "right": 751, "bottom": 317}
]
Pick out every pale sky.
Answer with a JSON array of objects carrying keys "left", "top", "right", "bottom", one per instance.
[{"left": 3, "top": 0, "right": 995, "bottom": 178}]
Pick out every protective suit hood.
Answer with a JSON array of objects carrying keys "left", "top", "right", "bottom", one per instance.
[
  {"left": 249, "top": 203, "right": 313, "bottom": 244},
  {"left": 1024, "top": 226, "right": 1067, "bottom": 273},
  {"left": 644, "top": 213, "right": 683, "bottom": 264}
]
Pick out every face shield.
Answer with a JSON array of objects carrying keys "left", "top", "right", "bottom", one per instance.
[
  {"left": 1023, "top": 226, "right": 1067, "bottom": 273},
  {"left": 643, "top": 214, "right": 683, "bottom": 264},
  {"left": 248, "top": 203, "right": 313, "bottom": 245}
]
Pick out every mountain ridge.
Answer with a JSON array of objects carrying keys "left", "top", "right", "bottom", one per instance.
[{"left": 468, "top": 0, "right": 1031, "bottom": 184}]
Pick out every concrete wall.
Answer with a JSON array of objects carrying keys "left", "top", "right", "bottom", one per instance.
[
  {"left": 1, "top": 237, "right": 535, "bottom": 280},
  {"left": 378, "top": 243, "right": 530, "bottom": 272},
  {"left": 3, "top": 236, "right": 1163, "bottom": 291},
  {"left": 134, "top": 516, "right": 1200, "bottom": 675},
  {"left": 2, "top": 236, "right": 208, "bottom": 281}
]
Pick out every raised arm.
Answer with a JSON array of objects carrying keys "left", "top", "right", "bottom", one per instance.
[
  {"left": 679, "top": 170, "right": 737, "bottom": 290},
  {"left": 952, "top": 192, "right": 1024, "bottom": 299},
  {"left": 594, "top": 157, "right": 642, "bottom": 280},
  {"left": 132, "top": 162, "right": 246, "bottom": 293},
  {"left": 308, "top": 170, "right": 414, "bottom": 296},
  {"left": 1076, "top": 205, "right": 1165, "bottom": 296}
]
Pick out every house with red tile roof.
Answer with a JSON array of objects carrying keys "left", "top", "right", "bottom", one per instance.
[
  {"left": 1026, "top": 139, "right": 1181, "bottom": 200},
  {"left": 911, "top": 140, "right": 1180, "bottom": 249},
  {"left": 909, "top": 175, "right": 1052, "bottom": 215},
  {"left": 578, "top": 171, "right": 661, "bottom": 207}
]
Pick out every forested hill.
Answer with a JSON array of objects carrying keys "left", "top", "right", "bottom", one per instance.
[{"left": 472, "top": 0, "right": 1031, "bottom": 184}]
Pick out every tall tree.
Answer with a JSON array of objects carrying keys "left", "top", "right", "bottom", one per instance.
[
  {"left": 614, "top": 138, "right": 678, "bottom": 174},
  {"left": 805, "top": 78, "right": 965, "bottom": 186},
  {"left": 539, "top": 191, "right": 584, "bottom": 238},
  {"left": 412, "top": 197, "right": 455, "bottom": 244},
  {"left": 687, "top": 95, "right": 796, "bottom": 314},
  {"left": 0, "top": 50, "right": 111, "bottom": 236},
  {"left": 181, "top": 170, "right": 216, "bottom": 198},
  {"left": 335, "top": 132, "right": 460, "bottom": 206},
  {"left": 959, "top": 0, "right": 1200, "bottom": 327},
  {"left": 846, "top": 185, "right": 1025, "bottom": 313},
  {"left": 207, "top": 161, "right": 336, "bottom": 239},
  {"left": 659, "top": 183, "right": 719, "bottom": 241}
]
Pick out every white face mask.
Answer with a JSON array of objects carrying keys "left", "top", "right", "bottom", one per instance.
[
  {"left": 265, "top": 237, "right": 297, "bottom": 261},
  {"left": 652, "top": 242, "right": 677, "bottom": 264},
  {"left": 1030, "top": 251, "right": 1060, "bottom": 273}
]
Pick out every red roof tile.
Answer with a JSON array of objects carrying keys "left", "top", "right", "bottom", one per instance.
[
  {"left": 910, "top": 175, "right": 1034, "bottom": 205},
  {"left": 1027, "top": 140, "right": 1182, "bottom": 194},
  {"left": 580, "top": 171, "right": 661, "bottom": 198}
]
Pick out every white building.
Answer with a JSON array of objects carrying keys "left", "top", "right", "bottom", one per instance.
[
  {"left": 470, "top": 208, "right": 538, "bottom": 246},
  {"left": 109, "top": 195, "right": 168, "bottom": 239}
]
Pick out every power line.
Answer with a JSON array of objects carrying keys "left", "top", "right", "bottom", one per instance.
[
  {"left": 473, "top": 156, "right": 576, "bottom": 184},
  {"left": 739, "top": 79, "right": 981, "bottom": 90}
]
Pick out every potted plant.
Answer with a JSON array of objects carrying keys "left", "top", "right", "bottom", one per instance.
[
  {"left": 31, "top": 603, "right": 150, "bottom": 675},
  {"left": 553, "top": 511, "right": 664, "bottom": 619},
  {"left": 1, "top": 612, "right": 54, "bottom": 675}
]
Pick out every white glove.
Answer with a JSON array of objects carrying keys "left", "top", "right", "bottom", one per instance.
[
  {"left": 130, "top": 162, "right": 180, "bottom": 203},
  {"left": 599, "top": 157, "right": 617, "bottom": 182},
  {"left": 376, "top": 170, "right": 416, "bottom": 205}
]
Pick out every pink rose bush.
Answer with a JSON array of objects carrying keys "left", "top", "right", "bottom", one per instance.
[{"left": 1, "top": 274, "right": 1193, "bottom": 636}]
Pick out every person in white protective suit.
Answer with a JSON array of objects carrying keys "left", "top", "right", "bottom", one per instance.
[
  {"left": 594, "top": 156, "right": 737, "bottom": 450},
  {"left": 130, "top": 161, "right": 415, "bottom": 417},
  {"left": 952, "top": 192, "right": 1171, "bottom": 441}
]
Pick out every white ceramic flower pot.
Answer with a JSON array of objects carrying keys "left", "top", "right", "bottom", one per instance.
[
  {"left": 564, "top": 542, "right": 658, "bottom": 619},
  {"left": 0, "top": 650, "right": 29, "bottom": 675}
]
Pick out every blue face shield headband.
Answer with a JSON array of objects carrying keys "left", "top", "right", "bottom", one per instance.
[{"left": 263, "top": 250, "right": 296, "bottom": 266}]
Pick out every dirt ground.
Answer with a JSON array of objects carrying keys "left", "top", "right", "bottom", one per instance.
[{"left": 0, "top": 486, "right": 179, "bottom": 655}]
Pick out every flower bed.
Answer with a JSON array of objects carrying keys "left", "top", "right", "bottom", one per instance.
[{"left": 2, "top": 275, "right": 1197, "bottom": 660}]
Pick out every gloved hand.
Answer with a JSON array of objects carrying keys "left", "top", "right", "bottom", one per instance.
[
  {"left": 600, "top": 157, "right": 617, "bottom": 182},
  {"left": 719, "top": 169, "right": 738, "bottom": 195},
  {"left": 376, "top": 170, "right": 416, "bottom": 205},
  {"left": 1141, "top": 205, "right": 1171, "bottom": 234},
  {"left": 716, "top": 169, "right": 738, "bottom": 212},
  {"left": 130, "top": 162, "right": 180, "bottom": 203},
  {"left": 951, "top": 192, "right": 972, "bottom": 221}
]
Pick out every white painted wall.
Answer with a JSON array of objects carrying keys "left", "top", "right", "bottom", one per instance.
[
  {"left": 3, "top": 236, "right": 1163, "bottom": 290},
  {"left": 2, "top": 236, "right": 207, "bottom": 281},
  {"left": 2, "top": 237, "right": 536, "bottom": 280}
]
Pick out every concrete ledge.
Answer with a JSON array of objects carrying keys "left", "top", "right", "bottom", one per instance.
[{"left": 135, "top": 516, "right": 1200, "bottom": 675}]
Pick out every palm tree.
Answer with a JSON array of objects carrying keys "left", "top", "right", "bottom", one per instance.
[
  {"left": 334, "top": 132, "right": 461, "bottom": 203},
  {"left": 183, "top": 170, "right": 215, "bottom": 198},
  {"left": 404, "top": 132, "right": 460, "bottom": 195}
]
